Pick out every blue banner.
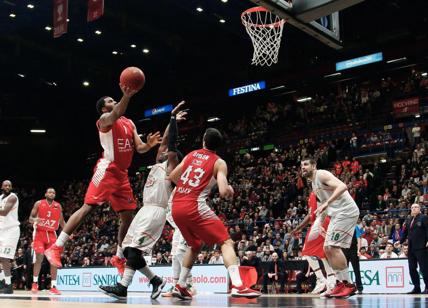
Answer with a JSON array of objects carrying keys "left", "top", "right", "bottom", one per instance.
[
  {"left": 228, "top": 81, "right": 266, "bottom": 97},
  {"left": 336, "top": 52, "right": 383, "bottom": 71},
  {"left": 144, "top": 104, "right": 173, "bottom": 117}
]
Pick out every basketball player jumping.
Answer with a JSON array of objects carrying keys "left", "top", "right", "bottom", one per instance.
[
  {"left": 45, "top": 84, "right": 161, "bottom": 272},
  {"left": 291, "top": 191, "right": 336, "bottom": 296},
  {"left": 0, "top": 180, "right": 20, "bottom": 294},
  {"left": 300, "top": 158, "right": 359, "bottom": 298},
  {"left": 29, "top": 188, "right": 66, "bottom": 295},
  {"left": 100, "top": 102, "right": 187, "bottom": 300},
  {"left": 168, "top": 128, "right": 261, "bottom": 300}
]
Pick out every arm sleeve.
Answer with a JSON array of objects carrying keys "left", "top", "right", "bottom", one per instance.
[{"left": 167, "top": 116, "right": 178, "bottom": 153}]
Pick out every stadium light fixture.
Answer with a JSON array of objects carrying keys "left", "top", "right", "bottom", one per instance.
[
  {"left": 297, "top": 97, "right": 312, "bottom": 102},
  {"left": 386, "top": 57, "right": 406, "bottom": 64},
  {"left": 207, "top": 117, "right": 221, "bottom": 122},
  {"left": 31, "top": 129, "right": 46, "bottom": 134}
]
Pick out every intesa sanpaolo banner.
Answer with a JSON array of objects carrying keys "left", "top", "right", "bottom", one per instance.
[
  {"left": 349, "top": 258, "right": 425, "bottom": 293},
  {"left": 57, "top": 264, "right": 228, "bottom": 293}
]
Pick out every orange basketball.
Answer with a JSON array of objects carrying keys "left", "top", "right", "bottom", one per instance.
[{"left": 119, "top": 67, "right": 146, "bottom": 92}]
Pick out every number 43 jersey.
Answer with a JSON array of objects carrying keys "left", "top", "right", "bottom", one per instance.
[{"left": 172, "top": 148, "right": 219, "bottom": 204}]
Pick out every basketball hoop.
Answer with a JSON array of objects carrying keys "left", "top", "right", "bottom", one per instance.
[{"left": 241, "top": 7, "right": 285, "bottom": 66}]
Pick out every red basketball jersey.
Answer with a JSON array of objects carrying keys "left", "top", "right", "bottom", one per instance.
[
  {"left": 36, "top": 199, "right": 61, "bottom": 231},
  {"left": 96, "top": 116, "right": 135, "bottom": 170},
  {"left": 172, "top": 149, "right": 219, "bottom": 203},
  {"left": 308, "top": 192, "right": 318, "bottom": 223},
  {"left": 308, "top": 192, "right": 330, "bottom": 227}
]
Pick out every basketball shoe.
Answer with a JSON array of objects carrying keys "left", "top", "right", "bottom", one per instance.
[
  {"left": 44, "top": 244, "right": 63, "bottom": 268},
  {"left": 231, "top": 285, "right": 261, "bottom": 298}
]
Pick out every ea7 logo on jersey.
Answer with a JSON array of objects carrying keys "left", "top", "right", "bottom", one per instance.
[
  {"left": 38, "top": 218, "right": 56, "bottom": 228},
  {"left": 117, "top": 138, "right": 133, "bottom": 152}
]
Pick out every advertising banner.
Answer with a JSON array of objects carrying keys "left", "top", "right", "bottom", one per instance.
[
  {"left": 57, "top": 265, "right": 228, "bottom": 293},
  {"left": 392, "top": 97, "right": 419, "bottom": 117},
  {"left": 349, "top": 258, "right": 425, "bottom": 293}
]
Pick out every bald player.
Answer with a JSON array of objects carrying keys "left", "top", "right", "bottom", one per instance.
[{"left": 0, "top": 180, "right": 20, "bottom": 294}]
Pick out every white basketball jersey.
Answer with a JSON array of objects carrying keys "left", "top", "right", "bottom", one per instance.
[
  {"left": 0, "top": 192, "right": 20, "bottom": 229},
  {"left": 311, "top": 170, "right": 359, "bottom": 217},
  {"left": 166, "top": 188, "right": 177, "bottom": 228},
  {"left": 143, "top": 161, "right": 172, "bottom": 208}
]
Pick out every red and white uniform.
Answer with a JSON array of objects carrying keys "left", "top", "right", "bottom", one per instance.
[
  {"left": 33, "top": 199, "right": 61, "bottom": 254},
  {"left": 302, "top": 192, "right": 330, "bottom": 258},
  {"left": 172, "top": 149, "right": 229, "bottom": 251},
  {"left": 84, "top": 116, "right": 137, "bottom": 212}
]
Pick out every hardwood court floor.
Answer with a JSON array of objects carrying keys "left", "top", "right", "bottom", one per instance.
[{"left": 0, "top": 291, "right": 427, "bottom": 308}]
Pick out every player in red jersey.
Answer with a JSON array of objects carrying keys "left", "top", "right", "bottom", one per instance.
[
  {"left": 291, "top": 192, "right": 336, "bottom": 296},
  {"left": 168, "top": 128, "right": 261, "bottom": 300},
  {"left": 45, "top": 84, "right": 161, "bottom": 273},
  {"left": 29, "top": 188, "right": 65, "bottom": 295}
]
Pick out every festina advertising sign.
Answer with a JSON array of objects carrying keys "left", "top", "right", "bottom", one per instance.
[{"left": 228, "top": 81, "right": 266, "bottom": 97}]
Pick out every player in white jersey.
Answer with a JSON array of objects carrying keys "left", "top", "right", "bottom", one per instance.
[
  {"left": 301, "top": 158, "right": 359, "bottom": 298},
  {"left": 0, "top": 180, "right": 20, "bottom": 294},
  {"left": 100, "top": 102, "right": 187, "bottom": 300},
  {"left": 161, "top": 188, "right": 195, "bottom": 297}
]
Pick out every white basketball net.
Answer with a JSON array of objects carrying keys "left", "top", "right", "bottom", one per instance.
[{"left": 241, "top": 7, "right": 285, "bottom": 66}]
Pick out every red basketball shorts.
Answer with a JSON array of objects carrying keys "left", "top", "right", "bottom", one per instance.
[{"left": 84, "top": 159, "right": 136, "bottom": 212}]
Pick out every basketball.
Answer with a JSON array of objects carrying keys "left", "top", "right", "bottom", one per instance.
[{"left": 119, "top": 67, "right": 146, "bottom": 92}]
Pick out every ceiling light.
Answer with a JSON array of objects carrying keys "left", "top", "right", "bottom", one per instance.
[
  {"left": 27, "top": 4, "right": 35, "bottom": 9},
  {"left": 297, "top": 96, "right": 312, "bottom": 102},
  {"left": 207, "top": 117, "right": 221, "bottom": 122},
  {"left": 324, "top": 72, "right": 342, "bottom": 78},
  {"left": 45, "top": 81, "right": 57, "bottom": 87},
  {"left": 270, "top": 85, "right": 286, "bottom": 91},
  {"left": 95, "top": 30, "right": 102, "bottom": 35},
  {"left": 30, "top": 129, "right": 46, "bottom": 134},
  {"left": 82, "top": 81, "right": 90, "bottom": 87},
  {"left": 17, "top": 74, "right": 25, "bottom": 78},
  {"left": 9, "top": 13, "right": 16, "bottom": 18},
  {"left": 45, "top": 26, "right": 52, "bottom": 31},
  {"left": 130, "top": 44, "right": 136, "bottom": 48},
  {"left": 219, "top": 19, "right": 226, "bottom": 23},
  {"left": 112, "top": 51, "right": 118, "bottom": 55},
  {"left": 196, "top": 7, "right": 203, "bottom": 12},
  {"left": 386, "top": 57, "right": 407, "bottom": 64},
  {"left": 77, "top": 38, "right": 84, "bottom": 43},
  {"left": 221, "top": 0, "right": 228, "bottom": 2},
  {"left": 67, "top": 18, "right": 70, "bottom": 22},
  {"left": 142, "top": 48, "right": 150, "bottom": 54},
  {"left": 422, "top": 72, "right": 427, "bottom": 77},
  {"left": 415, "top": 114, "right": 421, "bottom": 118}
]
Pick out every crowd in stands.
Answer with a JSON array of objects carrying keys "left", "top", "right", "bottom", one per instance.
[{"left": 7, "top": 68, "right": 428, "bottom": 291}]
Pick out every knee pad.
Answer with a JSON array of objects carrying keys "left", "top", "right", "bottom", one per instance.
[{"left": 124, "top": 247, "right": 146, "bottom": 270}]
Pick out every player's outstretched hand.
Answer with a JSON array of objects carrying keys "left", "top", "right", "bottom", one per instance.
[
  {"left": 147, "top": 131, "right": 162, "bottom": 148},
  {"left": 171, "top": 101, "right": 186, "bottom": 115},
  {"left": 119, "top": 83, "right": 138, "bottom": 98},
  {"left": 176, "top": 110, "right": 187, "bottom": 122}
]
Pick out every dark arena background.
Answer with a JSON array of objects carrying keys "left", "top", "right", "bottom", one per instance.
[{"left": 1, "top": 0, "right": 428, "bottom": 307}]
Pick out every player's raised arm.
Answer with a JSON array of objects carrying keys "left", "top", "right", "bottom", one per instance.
[
  {"left": 99, "top": 84, "right": 138, "bottom": 130},
  {"left": 156, "top": 101, "right": 186, "bottom": 165},
  {"left": 214, "top": 159, "right": 234, "bottom": 199},
  {"left": 29, "top": 200, "right": 41, "bottom": 224}
]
